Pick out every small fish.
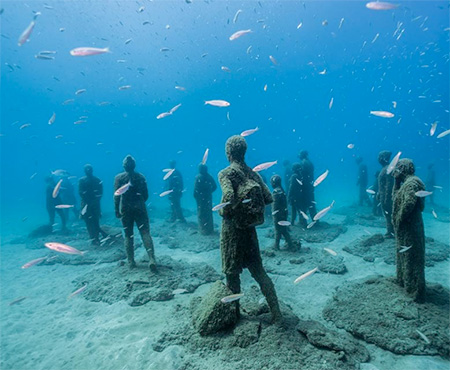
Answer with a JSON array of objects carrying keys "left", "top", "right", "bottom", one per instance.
[
  {"left": 48, "top": 112, "right": 56, "bottom": 125},
  {"left": 74, "top": 120, "right": 86, "bottom": 125},
  {"left": 68, "top": 284, "right": 88, "bottom": 299},
  {"left": 18, "top": 20, "right": 35, "bottom": 46},
  {"left": 44, "top": 242, "right": 85, "bottom": 255},
  {"left": 172, "top": 288, "right": 188, "bottom": 295},
  {"left": 253, "top": 161, "right": 277, "bottom": 172},
  {"left": 19, "top": 123, "right": 31, "bottom": 130},
  {"left": 347, "top": 143, "right": 355, "bottom": 149},
  {"left": 70, "top": 47, "right": 110, "bottom": 57},
  {"left": 160, "top": 190, "right": 174, "bottom": 197},
  {"left": 313, "top": 200, "right": 335, "bottom": 221},
  {"left": 81, "top": 204, "right": 88, "bottom": 216},
  {"left": 229, "top": 29, "right": 252, "bottom": 41},
  {"left": 366, "top": 1, "right": 399, "bottom": 10},
  {"left": 62, "top": 99, "right": 75, "bottom": 105},
  {"left": 21, "top": 257, "right": 47, "bottom": 269},
  {"left": 157, "top": 112, "right": 172, "bottom": 120},
  {"left": 322, "top": 20, "right": 328, "bottom": 26},
  {"left": 415, "top": 191, "right": 432, "bottom": 197},
  {"left": 437, "top": 129, "right": 450, "bottom": 139},
  {"left": 272, "top": 210, "right": 279, "bottom": 216},
  {"left": 221, "top": 293, "right": 244, "bottom": 303},
  {"left": 201, "top": 148, "right": 209, "bottom": 165},
  {"left": 264, "top": 84, "right": 268, "bottom": 91},
  {"left": 246, "top": 45, "right": 252, "bottom": 54},
  {"left": 35, "top": 54, "right": 54, "bottom": 60},
  {"left": 240, "top": 127, "right": 258, "bottom": 137},
  {"left": 55, "top": 204, "right": 74, "bottom": 209},
  {"left": 75, "top": 89, "right": 86, "bottom": 95},
  {"left": 212, "top": 202, "right": 231, "bottom": 211},
  {"left": 125, "top": 38, "right": 132, "bottom": 44},
  {"left": 429, "top": 122, "right": 437, "bottom": 136},
  {"left": 269, "top": 55, "right": 278, "bottom": 66},
  {"left": 242, "top": 199, "right": 252, "bottom": 204},
  {"left": 416, "top": 330, "right": 430, "bottom": 344},
  {"left": 300, "top": 211, "right": 309, "bottom": 220},
  {"left": 392, "top": 101, "right": 397, "bottom": 108},
  {"left": 169, "top": 103, "right": 182, "bottom": 114},
  {"left": 318, "top": 69, "right": 327, "bottom": 75},
  {"left": 307, "top": 221, "right": 316, "bottom": 229},
  {"left": 313, "top": 170, "right": 329, "bottom": 187},
  {"left": 175, "top": 86, "right": 186, "bottom": 91},
  {"left": 30, "top": 173, "right": 37, "bottom": 180},
  {"left": 52, "top": 179, "right": 63, "bottom": 198},
  {"left": 205, "top": 100, "right": 230, "bottom": 107},
  {"left": 329, "top": 97, "right": 334, "bottom": 109},
  {"left": 233, "top": 9, "right": 242, "bottom": 23},
  {"left": 163, "top": 169, "right": 175, "bottom": 180},
  {"left": 118, "top": 85, "right": 131, "bottom": 90},
  {"left": 115, "top": 182, "right": 131, "bottom": 196},
  {"left": 386, "top": 151, "right": 402, "bottom": 175},
  {"left": 370, "top": 111, "right": 394, "bottom": 118},
  {"left": 432, "top": 209, "right": 438, "bottom": 219},
  {"left": 294, "top": 267, "right": 318, "bottom": 284},
  {"left": 399, "top": 246, "right": 412, "bottom": 253},
  {"left": 221, "top": 66, "right": 231, "bottom": 72},
  {"left": 277, "top": 221, "right": 291, "bottom": 226},
  {"left": 297, "top": 22, "right": 303, "bottom": 29},
  {"left": 366, "top": 189, "right": 376, "bottom": 195},
  {"left": 296, "top": 179, "right": 303, "bottom": 186},
  {"left": 338, "top": 18, "right": 345, "bottom": 29},
  {"left": 324, "top": 248, "right": 337, "bottom": 256},
  {"left": 137, "top": 6, "right": 145, "bottom": 12},
  {"left": 9, "top": 297, "right": 27, "bottom": 306}
]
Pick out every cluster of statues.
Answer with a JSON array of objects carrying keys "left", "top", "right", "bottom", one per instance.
[{"left": 44, "top": 138, "right": 430, "bottom": 323}]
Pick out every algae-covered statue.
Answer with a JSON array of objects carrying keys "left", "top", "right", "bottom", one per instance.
[
  {"left": 298, "top": 150, "right": 317, "bottom": 221},
  {"left": 355, "top": 156, "right": 371, "bottom": 207},
  {"left": 218, "top": 135, "right": 282, "bottom": 322},
  {"left": 392, "top": 158, "right": 426, "bottom": 303},
  {"left": 167, "top": 160, "right": 186, "bottom": 223},
  {"left": 270, "top": 175, "right": 298, "bottom": 251},
  {"left": 194, "top": 164, "right": 217, "bottom": 235},
  {"left": 114, "top": 155, "right": 157, "bottom": 271},
  {"left": 377, "top": 151, "right": 394, "bottom": 237},
  {"left": 288, "top": 163, "right": 302, "bottom": 226},
  {"left": 45, "top": 175, "right": 67, "bottom": 232}
]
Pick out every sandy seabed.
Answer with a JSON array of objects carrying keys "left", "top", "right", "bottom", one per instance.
[{"left": 1, "top": 207, "right": 449, "bottom": 370}]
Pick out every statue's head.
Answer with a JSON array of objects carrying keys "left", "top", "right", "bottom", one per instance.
[
  {"left": 393, "top": 158, "right": 415, "bottom": 181},
  {"left": 198, "top": 163, "right": 208, "bottom": 175},
  {"left": 84, "top": 164, "right": 93, "bottom": 176},
  {"left": 123, "top": 155, "right": 136, "bottom": 172},
  {"left": 270, "top": 174, "right": 282, "bottom": 188},
  {"left": 225, "top": 135, "right": 247, "bottom": 163},
  {"left": 378, "top": 151, "right": 392, "bottom": 166}
]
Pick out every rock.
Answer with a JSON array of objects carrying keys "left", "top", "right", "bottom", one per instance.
[
  {"left": 263, "top": 249, "right": 276, "bottom": 257},
  {"left": 318, "top": 256, "right": 347, "bottom": 274},
  {"left": 191, "top": 281, "right": 238, "bottom": 336},
  {"left": 232, "top": 320, "right": 261, "bottom": 348},
  {"left": 289, "top": 258, "right": 305, "bottom": 265},
  {"left": 290, "top": 222, "right": 347, "bottom": 243}
]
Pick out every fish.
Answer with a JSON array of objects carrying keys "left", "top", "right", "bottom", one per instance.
[
  {"left": 277, "top": 221, "right": 291, "bottom": 226},
  {"left": 366, "top": 189, "right": 376, "bottom": 195},
  {"left": 415, "top": 191, "right": 432, "bottom": 197},
  {"left": 253, "top": 161, "right": 277, "bottom": 172},
  {"left": 240, "top": 127, "right": 259, "bottom": 137},
  {"left": 221, "top": 66, "right": 231, "bottom": 72},
  {"left": 175, "top": 86, "right": 186, "bottom": 91},
  {"left": 74, "top": 120, "right": 86, "bottom": 125},
  {"left": 313, "top": 170, "right": 329, "bottom": 187},
  {"left": 437, "top": 129, "right": 450, "bottom": 139},
  {"left": 366, "top": 1, "right": 399, "bottom": 10},
  {"left": 115, "top": 182, "right": 131, "bottom": 196},
  {"left": 21, "top": 257, "right": 47, "bottom": 269},
  {"left": 297, "top": 22, "right": 303, "bottom": 29},
  {"left": 318, "top": 69, "right": 327, "bottom": 75},
  {"left": 269, "top": 55, "right": 278, "bottom": 66},
  {"left": 300, "top": 211, "right": 309, "bottom": 220},
  {"left": 329, "top": 97, "right": 334, "bottom": 109},
  {"left": 163, "top": 169, "right": 175, "bottom": 180},
  {"left": 430, "top": 122, "right": 437, "bottom": 136},
  {"left": 125, "top": 38, "right": 132, "bottom": 44},
  {"left": 19, "top": 123, "right": 31, "bottom": 130},
  {"left": 296, "top": 179, "right": 303, "bottom": 186},
  {"left": 157, "top": 112, "right": 172, "bottom": 120},
  {"left": 44, "top": 242, "right": 85, "bottom": 255},
  {"left": 386, "top": 151, "right": 402, "bottom": 175},
  {"left": 229, "top": 29, "right": 252, "bottom": 41},
  {"left": 212, "top": 202, "right": 231, "bottom": 211},
  {"left": 68, "top": 284, "right": 88, "bottom": 299},
  {"left": 324, "top": 248, "right": 337, "bottom": 256},
  {"left": 347, "top": 143, "right": 355, "bottom": 149},
  {"left": 35, "top": 54, "right": 54, "bottom": 60},
  {"left": 62, "top": 99, "right": 75, "bottom": 105},
  {"left": 205, "top": 100, "right": 230, "bottom": 107},
  {"left": 48, "top": 112, "right": 56, "bottom": 125},
  {"left": 264, "top": 84, "right": 268, "bottom": 91},
  {"left": 81, "top": 204, "right": 88, "bottom": 216},
  {"left": 221, "top": 293, "right": 244, "bottom": 303},
  {"left": 399, "top": 246, "right": 412, "bottom": 253},
  {"left": 30, "top": 173, "right": 37, "bottom": 180},
  {"left": 160, "top": 190, "right": 174, "bottom": 197},
  {"left": 18, "top": 20, "right": 35, "bottom": 46},
  {"left": 307, "top": 221, "right": 317, "bottom": 229},
  {"left": 137, "top": 6, "right": 145, "bottom": 12},
  {"left": 169, "top": 103, "right": 182, "bottom": 114},
  {"left": 70, "top": 47, "right": 110, "bottom": 56},
  {"left": 246, "top": 45, "right": 252, "bottom": 54},
  {"left": 201, "top": 148, "right": 209, "bottom": 165},
  {"left": 9, "top": 297, "right": 27, "bottom": 306},
  {"left": 242, "top": 199, "right": 252, "bottom": 204},
  {"left": 313, "top": 200, "right": 335, "bottom": 221},
  {"left": 172, "top": 288, "right": 188, "bottom": 295},
  {"left": 233, "top": 9, "right": 242, "bottom": 23},
  {"left": 51, "top": 169, "right": 68, "bottom": 176},
  {"left": 272, "top": 210, "right": 279, "bottom": 216},
  {"left": 55, "top": 204, "right": 74, "bottom": 209},
  {"left": 432, "top": 209, "right": 438, "bottom": 219},
  {"left": 75, "top": 89, "right": 86, "bottom": 95},
  {"left": 294, "top": 267, "right": 318, "bottom": 284},
  {"left": 416, "top": 330, "right": 430, "bottom": 344},
  {"left": 52, "top": 179, "right": 63, "bottom": 198},
  {"left": 370, "top": 111, "right": 394, "bottom": 118},
  {"left": 119, "top": 85, "right": 131, "bottom": 90},
  {"left": 339, "top": 18, "right": 345, "bottom": 29},
  {"left": 392, "top": 101, "right": 397, "bottom": 108}
]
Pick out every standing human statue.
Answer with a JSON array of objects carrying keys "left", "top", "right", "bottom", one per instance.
[
  {"left": 298, "top": 150, "right": 317, "bottom": 221},
  {"left": 392, "top": 158, "right": 426, "bottom": 303},
  {"left": 79, "top": 164, "right": 106, "bottom": 245},
  {"left": 59, "top": 173, "right": 79, "bottom": 220},
  {"left": 377, "top": 151, "right": 394, "bottom": 237},
  {"left": 288, "top": 163, "right": 303, "bottom": 226},
  {"left": 372, "top": 170, "right": 381, "bottom": 216},
  {"left": 218, "top": 135, "right": 282, "bottom": 323},
  {"left": 355, "top": 156, "right": 371, "bottom": 207},
  {"left": 270, "top": 175, "right": 298, "bottom": 251},
  {"left": 167, "top": 160, "right": 186, "bottom": 223},
  {"left": 193, "top": 164, "right": 217, "bottom": 235},
  {"left": 45, "top": 175, "right": 67, "bottom": 232},
  {"left": 114, "top": 155, "right": 157, "bottom": 271}
]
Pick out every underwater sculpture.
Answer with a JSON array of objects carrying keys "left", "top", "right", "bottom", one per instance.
[
  {"left": 45, "top": 175, "right": 67, "bottom": 232},
  {"left": 377, "top": 150, "right": 394, "bottom": 237},
  {"left": 355, "top": 156, "right": 371, "bottom": 207},
  {"left": 79, "top": 164, "right": 106, "bottom": 245},
  {"left": 270, "top": 174, "right": 297, "bottom": 251},
  {"left": 372, "top": 170, "right": 381, "bottom": 216},
  {"left": 392, "top": 158, "right": 426, "bottom": 303},
  {"left": 114, "top": 155, "right": 157, "bottom": 271},
  {"left": 194, "top": 164, "right": 217, "bottom": 235},
  {"left": 288, "top": 163, "right": 303, "bottom": 226},
  {"left": 167, "top": 160, "right": 186, "bottom": 223},
  {"left": 218, "top": 135, "right": 282, "bottom": 323},
  {"left": 59, "top": 173, "right": 79, "bottom": 220},
  {"left": 298, "top": 150, "right": 317, "bottom": 222}
]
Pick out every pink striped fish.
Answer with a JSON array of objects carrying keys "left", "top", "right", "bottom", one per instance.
[{"left": 44, "top": 242, "right": 86, "bottom": 255}]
